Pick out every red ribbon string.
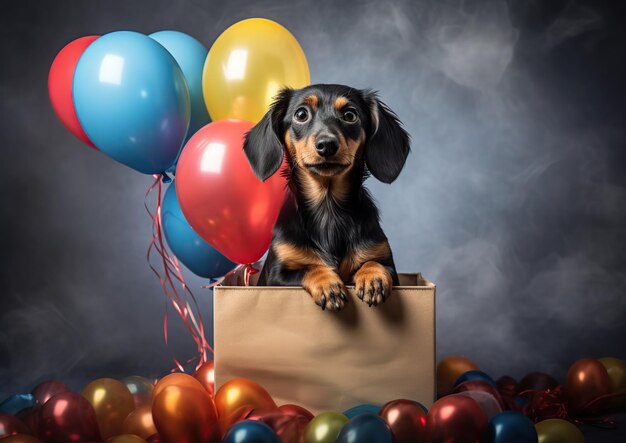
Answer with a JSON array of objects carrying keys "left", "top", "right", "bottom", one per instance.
[{"left": 145, "top": 175, "right": 213, "bottom": 372}]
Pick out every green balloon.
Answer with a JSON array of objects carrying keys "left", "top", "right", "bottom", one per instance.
[
  {"left": 536, "top": 419, "right": 585, "bottom": 443},
  {"left": 304, "top": 412, "right": 349, "bottom": 443}
]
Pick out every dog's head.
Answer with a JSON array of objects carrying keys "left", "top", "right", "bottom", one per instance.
[{"left": 243, "top": 84, "right": 410, "bottom": 184}]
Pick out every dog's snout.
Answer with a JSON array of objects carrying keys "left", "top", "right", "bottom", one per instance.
[{"left": 315, "top": 135, "right": 339, "bottom": 157}]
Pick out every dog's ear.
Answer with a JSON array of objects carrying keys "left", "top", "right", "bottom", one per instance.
[
  {"left": 243, "top": 88, "right": 292, "bottom": 181},
  {"left": 364, "top": 93, "right": 411, "bottom": 184}
]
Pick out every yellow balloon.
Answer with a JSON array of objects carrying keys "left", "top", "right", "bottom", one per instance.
[
  {"left": 82, "top": 378, "right": 136, "bottom": 440},
  {"left": 599, "top": 357, "right": 626, "bottom": 392},
  {"left": 203, "top": 18, "right": 310, "bottom": 122},
  {"left": 535, "top": 419, "right": 585, "bottom": 443}
]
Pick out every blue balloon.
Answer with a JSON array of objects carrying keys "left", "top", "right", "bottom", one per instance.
[
  {"left": 455, "top": 370, "right": 497, "bottom": 388},
  {"left": 487, "top": 411, "right": 538, "bottom": 443},
  {"left": 74, "top": 31, "right": 191, "bottom": 174},
  {"left": 162, "top": 181, "right": 235, "bottom": 278},
  {"left": 343, "top": 404, "right": 381, "bottom": 419},
  {"left": 0, "top": 393, "right": 36, "bottom": 415},
  {"left": 222, "top": 420, "right": 279, "bottom": 443},
  {"left": 336, "top": 413, "right": 393, "bottom": 443}
]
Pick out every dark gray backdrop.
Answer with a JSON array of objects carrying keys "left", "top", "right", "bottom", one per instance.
[{"left": 2, "top": 0, "right": 625, "bottom": 398}]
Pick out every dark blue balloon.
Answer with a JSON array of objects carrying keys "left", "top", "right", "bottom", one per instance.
[
  {"left": 455, "top": 370, "right": 497, "bottom": 388},
  {"left": 342, "top": 404, "right": 380, "bottom": 419},
  {"left": 0, "top": 393, "right": 36, "bottom": 415},
  {"left": 487, "top": 411, "right": 538, "bottom": 443},
  {"left": 336, "top": 413, "right": 393, "bottom": 443},
  {"left": 222, "top": 420, "right": 279, "bottom": 443},
  {"left": 162, "top": 181, "right": 235, "bottom": 278}
]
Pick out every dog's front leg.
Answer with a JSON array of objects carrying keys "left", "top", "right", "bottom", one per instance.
[
  {"left": 354, "top": 261, "right": 394, "bottom": 307},
  {"left": 302, "top": 265, "right": 348, "bottom": 311}
]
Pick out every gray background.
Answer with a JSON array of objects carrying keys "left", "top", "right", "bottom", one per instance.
[{"left": 1, "top": 0, "right": 625, "bottom": 406}]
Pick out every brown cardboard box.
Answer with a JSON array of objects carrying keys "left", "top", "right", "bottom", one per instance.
[{"left": 214, "top": 269, "right": 436, "bottom": 414}]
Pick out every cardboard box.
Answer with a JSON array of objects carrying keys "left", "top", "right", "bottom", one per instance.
[{"left": 214, "top": 269, "right": 436, "bottom": 414}]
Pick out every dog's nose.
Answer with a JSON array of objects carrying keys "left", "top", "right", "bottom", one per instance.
[{"left": 315, "top": 136, "right": 339, "bottom": 157}]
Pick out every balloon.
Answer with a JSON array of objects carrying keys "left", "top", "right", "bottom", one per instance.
[
  {"left": 455, "top": 370, "right": 497, "bottom": 388},
  {"left": 453, "top": 380, "right": 506, "bottom": 409},
  {"left": 0, "top": 413, "right": 31, "bottom": 438},
  {"left": 278, "top": 404, "right": 314, "bottom": 421},
  {"left": 38, "top": 392, "right": 101, "bottom": 443},
  {"left": 303, "top": 412, "right": 348, "bottom": 443},
  {"left": 487, "top": 411, "right": 538, "bottom": 443},
  {"left": 73, "top": 31, "right": 190, "bottom": 174},
  {"left": 496, "top": 376, "right": 519, "bottom": 399},
  {"left": 149, "top": 31, "right": 211, "bottom": 143},
  {"left": 202, "top": 18, "right": 310, "bottom": 123},
  {"left": 0, "top": 435, "right": 43, "bottom": 443},
  {"left": 48, "top": 36, "right": 99, "bottom": 148},
  {"left": 424, "top": 394, "right": 488, "bottom": 443},
  {"left": 153, "top": 372, "right": 205, "bottom": 399},
  {"left": 457, "top": 390, "right": 503, "bottom": 420},
  {"left": 176, "top": 119, "right": 288, "bottom": 264},
  {"left": 82, "top": 378, "right": 135, "bottom": 439},
  {"left": 122, "top": 405, "right": 157, "bottom": 439},
  {"left": 342, "top": 404, "right": 380, "bottom": 419},
  {"left": 109, "top": 435, "right": 146, "bottom": 443},
  {"left": 437, "top": 355, "right": 479, "bottom": 397},
  {"left": 15, "top": 406, "right": 40, "bottom": 435},
  {"left": 599, "top": 357, "right": 626, "bottom": 392},
  {"left": 194, "top": 360, "right": 216, "bottom": 397},
  {"left": 564, "top": 358, "right": 611, "bottom": 416},
  {"left": 518, "top": 372, "right": 559, "bottom": 393},
  {"left": 214, "top": 378, "right": 278, "bottom": 431},
  {"left": 162, "top": 182, "right": 235, "bottom": 278},
  {"left": 146, "top": 434, "right": 161, "bottom": 443},
  {"left": 378, "top": 399, "right": 426, "bottom": 443},
  {"left": 222, "top": 420, "right": 278, "bottom": 443},
  {"left": 121, "top": 376, "right": 154, "bottom": 408},
  {"left": 152, "top": 385, "right": 220, "bottom": 443},
  {"left": 336, "top": 413, "right": 393, "bottom": 443},
  {"left": 534, "top": 419, "right": 584, "bottom": 443},
  {"left": 0, "top": 394, "right": 36, "bottom": 415},
  {"left": 31, "top": 380, "right": 71, "bottom": 406},
  {"left": 247, "top": 410, "right": 308, "bottom": 443}
]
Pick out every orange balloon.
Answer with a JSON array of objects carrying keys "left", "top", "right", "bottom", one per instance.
[
  {"left": 153, "top": 373, "right": 206, "bottom": 400},
  {"left": 108, "top": 434, "right": 146, "bottom": 443},
  {"left": 82, "top": 378, "right": 136, "bottom": 440},
  {"left": 214, "top": 378, "right": 278, "bottom": 431},
  {"left": 122, "top": 406, "right": 157, "bottom": 439},
  {"left": 437, "top": 356, "right": 479, "bottom": 397},
  {"left": 0, "top": 435, "right": 43, "bottom": 443},
  {"left": 152, "top": 385, "right": 220, "bottom": 443},
  {"left": 194, "top": 361, "right": 216, "bottom": 396}
]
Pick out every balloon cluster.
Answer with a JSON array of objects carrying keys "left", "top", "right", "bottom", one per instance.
[{"left": 1, "top": 356, "right": 624, "bottom": 443}]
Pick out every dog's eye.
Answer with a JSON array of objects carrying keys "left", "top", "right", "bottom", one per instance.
[
  {"left": 342, "top": 108, "right": 358, "bottom": 123},
  {"left": 293, "top": 107, "right": 310, "bottom": 123}
]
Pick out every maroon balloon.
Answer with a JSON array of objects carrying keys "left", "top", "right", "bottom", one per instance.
[
  {"left": 518, "top": 372, "right": 559, "bottom": 393},
  {"left": 379, "top": 399, "right": 427, "bottom": 443},
  {"left": 278, "top": 404, "right": 314, "bottom": 421},
  {"left": 146, "top": 434, "right": 161, "bottom": 443},
  {"left": 496, "top": 376, "right": 518, "bottom": 398},
  {"left": 15, "top": 406, "right": 40, "bottom": 436},
  {"left": 564, "top": 358, "right": 612, "bottom": 416},
  {"left": 31, "top": 380, "right": 70, "bottom": 405},
  {"left": 0, "top": 413, "right": 31, "bottom": 438},
  {"left": 453, "top": 380, "right": 505, "bottom": 409},
  {"left": 38, "top": 392, "right": 101, "bottom": 443},
  {"left": 424, "top": 395, "right": 488, "bottom": 443},
  {"left": 247, "top": 410, "right": 307, "bottom": 443}
]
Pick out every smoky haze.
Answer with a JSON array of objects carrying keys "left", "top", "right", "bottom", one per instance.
[{"left": 1, "top": 0, "right": 625, "bottom": 398}]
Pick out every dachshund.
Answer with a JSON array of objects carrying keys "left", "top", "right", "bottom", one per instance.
[{"left": 243, "top": 84, "right": 410, "bottom": 311}]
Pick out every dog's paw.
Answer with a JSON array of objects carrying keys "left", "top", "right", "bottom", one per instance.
[
  {"left": 354, "top": 262, "right": 393, "bottom": 307},
  {"left": 302, "top": 267, "right": 348, "bottom": 311}
]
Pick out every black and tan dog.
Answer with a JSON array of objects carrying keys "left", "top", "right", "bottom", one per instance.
[{"left": 243, "top": 84, "right": 410, "bottom": 311}]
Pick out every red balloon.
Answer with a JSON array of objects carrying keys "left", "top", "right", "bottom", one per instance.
[
  {"left": 38, "top": 392, "right": 101, "bottom": 443},
  {"left": 379, "top": 399, "right": 427, "bottom": 443},
  {"left": 31, "top": 380, "right": 71, "bottom": 405},
  {"left": 15, "top": 407, "right": 40, "bottom": 436},
  {"left": 453, "top": 380, "right": 505, "bottom": 409},
  {"left": 247, "top": 410, "right": 308, "bottom": 443},
  {"left": 0, "top": 413, "right": 31, "bottom": 438},
  {"left": 496, "top": 376, "right": 518, "bottom": 398},
  {"left": 176, "top": 120, "right": 288, "bottom": 264},
  {"left": 278, "top": 404, "right": 314, "bottom": 421},
  {"left": 48, "top": 36, "right": 99, "bottom": 148},
  {"left": 564, "top": 358, "right": 612, "bottom": 416},
  {"left": 424, "top": 395, "right": 488, "bottom": 443},
  {"left": 146, "top": 433, "right": 161, "bottom": 443}
]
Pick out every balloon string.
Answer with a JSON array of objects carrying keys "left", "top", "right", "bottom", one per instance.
[
  {"left": 145, "top": 175, "right": 212, "bottom": 373},
  {"left": 201, "top": 263, "right": 259, "bottom": 289}
]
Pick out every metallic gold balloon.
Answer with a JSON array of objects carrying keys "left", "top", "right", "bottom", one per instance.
[
  {"left": 153, "top": 373, "right": 205, "bottom": 400},
  {"left": 202, "top": 18, "right": 310, "bottom": 122},
  {"left": 214, "top": 379, "right": 278, "bottom": 431},
  {"left": 108, "top": 434, "right": 146, "bottom": 443},
  {"left": 194, "top": 361, "right": 215, "bottom": 396},
  {"left": 599, "top": 357, "right": 626, "bottom": 392},
  {"left": 122, "top": 405, "right": 157, "bottom": 439},
  {"left": 437, "top": 356, "right": 479, "bottom": 397},
  {"left": 0, "top": 435, "right": 43, "bottom": 443},
  {"left": 303, "top": 412, "right": 348, "bottom": 443},
  {"left": 152, "top": 385, "right": 221, "bottom": 443},
  {"left": 535, "top": 419, "right": 585, "bottom": 443},
  {"left": 122, "top": 376, "right": 154, "bottom": 408},
  {"left": 564, "top": 358, "right": 611, "bottom": 416},
  {"left": 82, "top": 378, "right": 135, "bottom": 440}
]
